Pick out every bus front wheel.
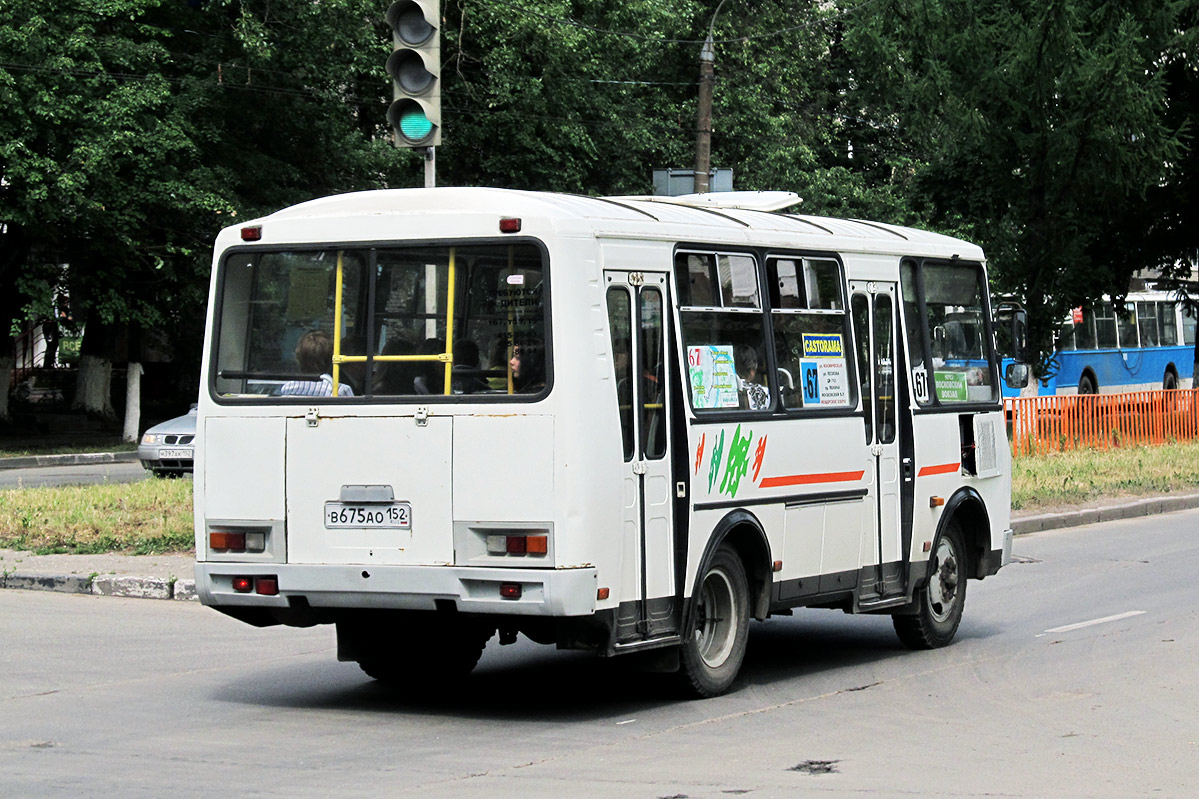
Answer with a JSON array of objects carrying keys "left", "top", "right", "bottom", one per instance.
[
  {"left": 1078, "top": 374, "right": 1097, "bottom": 395},
  {"left": 679, "top": 545, "right": 750, "bottom": 697},
  {"left": 893, "top": 522, "right": 967, "bottom": 649}
]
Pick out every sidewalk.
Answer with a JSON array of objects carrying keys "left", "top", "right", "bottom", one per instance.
[{"left": 2, "top": 447, "right": 1198, "bottom": 602}]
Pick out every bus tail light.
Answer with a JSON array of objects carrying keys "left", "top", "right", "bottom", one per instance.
[
  {"left": 255, "top": 577, "right": 279, "bottom": 596},
  {"left": 211, "top": 532, "right": 246, "bottom": 552},
  {"left": 232, "top": 576, "right": 253, "bottom": 593},
  {"left": 500, "top": 583, "right": 522, "bottom": 599},
  {"left": 486, "top": 534, "right": 549, "bottom": 557},
  {"left": 210, "top": 529, "right": 267, "bottom": 553}
]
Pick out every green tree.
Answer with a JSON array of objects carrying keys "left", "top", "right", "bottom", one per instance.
[
  {"left": 1, "top": 0, "right": 404, "bottom": 421},
  {"left": 839, "top": 0, "right": 1187, "bottom": 365}
]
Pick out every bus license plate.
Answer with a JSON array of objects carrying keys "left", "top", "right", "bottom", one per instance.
[
  {"left": 160, "top": 448, "right": 193, "bottom": 459},
  {"left": 324, "top": 502, "right": 412, "bottom": 530}
]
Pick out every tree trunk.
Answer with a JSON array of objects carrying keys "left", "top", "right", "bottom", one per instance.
[
  {"left": 123, "top": 362, "right": 143, "bottom": 442},
  {"left": 0, "top": 353, "right": 12, "bottom": 423},
  {"left": 73, "top": 353, "right": 115, "bottom": 421},
  {"left": 72, "top": 317, "right": 118, "bottom": 421}
]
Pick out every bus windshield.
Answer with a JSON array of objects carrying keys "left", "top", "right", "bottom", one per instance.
[
  {"left": 211, "top": 242, "right": 547, "bottom": 400},
  {"left": 901, "top": 259, "right": 999, "bottom": 405}
]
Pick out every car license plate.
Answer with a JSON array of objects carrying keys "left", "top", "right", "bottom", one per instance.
[
  {"left": 160, "top": 448, "right": 193, "bottom": 459},
  {"left": 324, "top": 501, "right": 412, "bottom": 529}
]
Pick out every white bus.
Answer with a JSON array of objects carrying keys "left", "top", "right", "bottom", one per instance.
[{"left": 195, "top": 188, "right": 1027, "bottom": 696}]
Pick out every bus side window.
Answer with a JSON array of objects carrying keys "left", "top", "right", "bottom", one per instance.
[{"left": 677, "top": 251, "right": 770, "bottom": 413}]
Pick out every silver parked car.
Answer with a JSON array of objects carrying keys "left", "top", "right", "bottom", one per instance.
[{"left": 138, "top": 405, "right": 197, "bottom": 476}]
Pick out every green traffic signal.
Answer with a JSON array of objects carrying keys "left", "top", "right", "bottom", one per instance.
[
  {"left": 398, "top": 106, "right": 433, "bottom": 141},
  {"left": 386, "top": 0, "right": 440, "bottom": 148}
]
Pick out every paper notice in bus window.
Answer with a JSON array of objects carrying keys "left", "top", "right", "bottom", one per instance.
[
  {"left": 799, "top": 334, "right": 851, "bottom": 407},
  {"left": 688, "top": 345, "right": 739, "bottom": 409},
  {"left": 934, "top": 370, "right": 969, "bottom": 402},
  {"left": 286, "top": 267, "right": 329, "bottom": 321}
]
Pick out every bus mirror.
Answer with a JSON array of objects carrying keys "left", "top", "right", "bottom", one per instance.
[
  {"left": 1005, "top": 361, "right": 1031, "bottom": 389},
  {"left": 994, "top": 303, "right": 1028, "bottom": 363}
]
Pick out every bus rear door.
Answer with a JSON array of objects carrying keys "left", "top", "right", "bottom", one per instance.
[{"left": 605, "top": 270, "right": 677, "bottom": 640}]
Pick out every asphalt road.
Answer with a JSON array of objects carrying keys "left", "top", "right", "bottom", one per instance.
[
  {"left": 2, "top": 509, "right": 1196, "bottom": 798},
  {"left": 0, "top": 461, "right": 151, "bottom": 489}
]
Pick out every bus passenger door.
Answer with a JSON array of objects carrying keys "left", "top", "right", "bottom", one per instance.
[
  {"left": 605, "top": 271, "right": 677, "bottom": 640},
  {"left": 851, "top": 282, "right": 906, "bottom": 601}
]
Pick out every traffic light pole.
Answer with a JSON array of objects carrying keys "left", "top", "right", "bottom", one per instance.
[{"left": 425, "top": 146, "right": 436, "bottom": 188}]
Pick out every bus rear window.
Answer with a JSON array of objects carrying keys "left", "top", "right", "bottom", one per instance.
[{"left": 212, "top": 243, "right": 547, "bottom": 400}]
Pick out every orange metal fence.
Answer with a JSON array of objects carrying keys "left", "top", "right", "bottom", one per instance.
[{"left": 1006, "top": 388, "right": 1199, "bottom": 457}]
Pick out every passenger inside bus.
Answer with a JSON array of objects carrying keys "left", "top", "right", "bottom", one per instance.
[
  {"left": 735, "top": 344, "right": 771, "bottom": 410},
  {"left": 413, "top": 338, "right": 446, "bottom": 394},
  {"left": 451, "top": 339, "right": 491, "bottom": 394},
  {"left": 373, "top": 337, "right": 419, "bottom": 395},
  {"left": 509, "top": 341, "right": 546, "bottom": 392},
  {"left": 278, "top": 330, "right": 355, "bottom": 397}
]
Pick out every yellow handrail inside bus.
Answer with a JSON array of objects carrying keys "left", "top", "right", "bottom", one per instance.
[
  {"left": 442, "top": 247, "right": 456, "bottom": 394},
  {"left": 327, "top": 248, "right": 461, "bottom": 396},
  {"left": 506, "top": 246, "right": 515, "bottom": 394},
  {"left": 331, "top": 250, "right": 345, "bottom": 395}
]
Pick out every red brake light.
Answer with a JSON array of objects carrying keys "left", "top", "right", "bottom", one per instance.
[
  {"left": 506, "top": 536, "right": 527, "bottom": 555},
  {"left": 232, "top": 576, "right": 253, "bottom": 593},
  {"left": 241, "top": 226, "right": 263, "bottom": 241},
  {"left": 255, "top": 577, "right": 279, "bottom": 596},
  {"left": 499, "top": 217, "right": 522, "bottom": 233},
  {"left": 500, "top": 583, "right": 522, "bottom": 599}
]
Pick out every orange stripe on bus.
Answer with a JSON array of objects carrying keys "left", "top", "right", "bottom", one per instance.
[
  {"left": 759, "top": 470, "right": 865, "bottom": 488},
  {"left": 917, "top": 462, "right": 961, "bottom": 477}
]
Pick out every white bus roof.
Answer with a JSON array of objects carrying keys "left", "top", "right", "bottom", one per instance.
[{"left": 226, "top": 187, "right": 984, "bottom": 260}]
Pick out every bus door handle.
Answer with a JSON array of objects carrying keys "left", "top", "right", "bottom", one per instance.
[
  {"left": 870, "top": 443, "right": 884, "bottom": 457},
  {"left": 632, "top": 461, "right": 648, "bottom": 475}
]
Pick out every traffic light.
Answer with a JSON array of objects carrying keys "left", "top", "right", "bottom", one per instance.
[{"left": 386, "top": 0, "right": 441, "bottom": 147}]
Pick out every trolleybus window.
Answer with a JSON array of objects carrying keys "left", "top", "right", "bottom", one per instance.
[{"left": 212, "top": 243, "right": 547, "bottom": 400}]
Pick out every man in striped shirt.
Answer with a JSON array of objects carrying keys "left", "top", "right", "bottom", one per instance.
[{"left": 279, "top": 330, "right": 355, "bottom": 397}]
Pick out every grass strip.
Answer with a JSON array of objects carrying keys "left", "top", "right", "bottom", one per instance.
[
  {"left": 1012, "top": 439, "right": 1199, "bottom": 511},
  {"left": 0, "top": 478, "right": 193, "bottom": 554},
  {"left": 1, "top": 441, "right": 1197, "bottom": 554}
]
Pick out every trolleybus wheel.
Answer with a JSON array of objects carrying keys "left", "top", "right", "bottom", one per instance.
[
  {"left": 679, "top": 545, "right": 749, "bottom": 697},
  {"left": 1078, "top": 374, "right": 1097, "bottom": 395},
  {"left": 1163, "top": 370, "right": 1178, "bottom": 391},
  {"left": 893, "top": 522, "right": 967, "bottom": 650}
]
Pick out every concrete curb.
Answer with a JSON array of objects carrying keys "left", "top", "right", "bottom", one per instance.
[
  {"left": 3, "top": 494, "right": 1198, "bottom": 603},
  {"left": 0, "top": 571, "right": 198, "bottom": 601},
  {"left": 1011, "top": 492, "right": 1199, "bottom": 535},
  {"left": 0, "top": 451, "right": 140, "bottom": 470}
]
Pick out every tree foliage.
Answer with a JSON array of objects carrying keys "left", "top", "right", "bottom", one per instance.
[{"left": 2, "top": 0, "right": 1198, "bottom": 401}]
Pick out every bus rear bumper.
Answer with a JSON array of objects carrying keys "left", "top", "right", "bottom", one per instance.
[{"left": 195, "top": 562, "right": 598, "bottom": 617}]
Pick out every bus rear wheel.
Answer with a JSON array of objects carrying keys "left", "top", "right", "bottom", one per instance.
[
  {"left": 679, "top": 545, "right": 750, "bottom": 698},
  {"left": 893, "top": 522, "right": 967, "bottom": 649},
  {"left": 1078, "top": 374, "right": 1097, "bottom": 395},
  {"left": 356, "top": 618, "right": 494, "bottom": 684},
  {"left": 1164, "top": 371, "right": 1178, "bottom": 391}
]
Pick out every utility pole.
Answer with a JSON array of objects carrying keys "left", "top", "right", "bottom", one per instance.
[
  {"left": 694, "top": 1, "right": 725, "bottom": 194},
  {"left": 694, "top": 32, "right": 715, "bottom": 194}
]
